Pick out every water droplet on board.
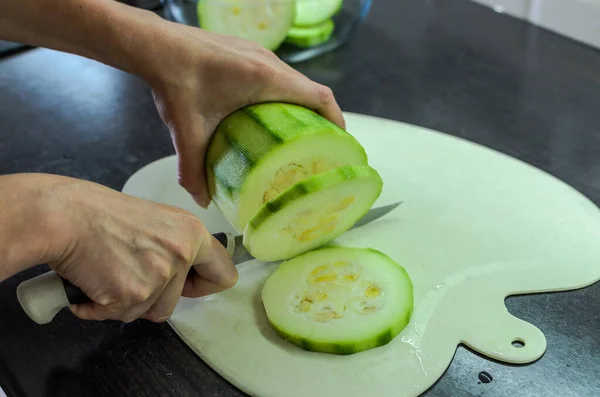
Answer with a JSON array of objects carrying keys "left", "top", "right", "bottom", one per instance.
[
  {"left": 478, "top": 371, "right": 493, "bottom": 384},
  {"left": 432, "top": 284, "right": 444, "bottom": 290}
]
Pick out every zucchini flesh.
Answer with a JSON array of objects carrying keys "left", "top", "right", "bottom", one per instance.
[
  {"left": 206, "top": 103, "right": 368, "bottom": 232},
  {"left": 262, "top": 246, "right": 413, "bottom": 354},
  {"left": 243, "top": 165, "right": 383, "bottom": 261},
  {"left": 197, "top": 0, "right": 296, "bottom": 51},
  {"left": 294, "top": 0, "right": 343, "bottom": 27},
  {"left": 285, "top": 19, "right": 335, "bottom": 47}
]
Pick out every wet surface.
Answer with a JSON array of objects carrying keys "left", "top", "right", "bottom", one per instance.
[{"left": 1, "top": 0, "right": 600, "bottom": 396}]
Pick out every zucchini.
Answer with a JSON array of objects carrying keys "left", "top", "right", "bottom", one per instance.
[
  {"left": 197, "top": 0, "right": 296, "bottom": 51},
  {"left": 293, "top": 0, "right": 344, "bottom": 27},
  {"left": 206, "top": 103, "right": 369, "bottom": 233},
  {"left": 243, "top": 165, "right": 383, "bottom": 261},
  {"left": 285, "top": 19, "right": 335, "bottom": 48},
  {"left": 262, "top": 246, "right": 413, "bottom": 354}
]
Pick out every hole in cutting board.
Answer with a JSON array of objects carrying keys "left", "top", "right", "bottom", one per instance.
[{"left": 512, "top": 339, "right": 525, "bottom": 348}]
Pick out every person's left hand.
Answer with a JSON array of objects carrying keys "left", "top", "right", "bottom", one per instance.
[{"left": 140, "top": 21, "right": 346, "bottom": 208}]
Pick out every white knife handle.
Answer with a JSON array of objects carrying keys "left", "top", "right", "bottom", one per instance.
[{"left": 16, "top": 270, "right": 70, "bottom": 324}]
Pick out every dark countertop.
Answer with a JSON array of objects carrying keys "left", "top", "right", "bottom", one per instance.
[{"left": 1, "top": 0, "right": 600, "bottom": 396}]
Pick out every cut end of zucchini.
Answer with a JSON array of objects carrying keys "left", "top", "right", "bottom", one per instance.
[
  {"left": 197, "top": 0, "right": 296, "bottom": 51},
  {"left": 243, "top": 165, "right": 383, "bottom": 261},
  {"left": 285, "top": 19, "right": 335, "bottom": 48},
  {"left": 262, "top": 246, "right": 413, "bottom": 355},
  {"left": 206, "top": 103, "right": 368, "bottom": 232}
]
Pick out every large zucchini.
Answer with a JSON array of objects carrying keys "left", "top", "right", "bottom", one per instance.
[{"left": 206, "top": 103, "right": 369, "bottom": 233}]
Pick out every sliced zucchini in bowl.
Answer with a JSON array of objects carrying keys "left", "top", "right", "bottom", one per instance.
[
  {"left": 197, "top": 0, "right": 296, "bottom": 51},
  {"left": 294, "top": 0, "right": 344, "bottom": 27},
  {"left": 285, "top": 19, "right": 335, "bottom": 48}
]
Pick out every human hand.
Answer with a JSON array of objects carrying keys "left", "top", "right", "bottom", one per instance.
[
  {"left": 142, "top": 22, "right": 346, "bottom": 208},
  {"left": 44, "top": 176, "right": 237, "bottom": 323}
]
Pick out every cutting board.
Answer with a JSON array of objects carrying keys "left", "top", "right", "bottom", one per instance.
[{"left": 121, "top": 112, "right": 600, "bottom": 397}]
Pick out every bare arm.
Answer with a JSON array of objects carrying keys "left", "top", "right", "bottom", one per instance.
[
  {"left": 0, "top": 173, "right": 68, "bottom": 281},
  {"left": 0, "top": 0, "right": 160, "bottom": 80}
]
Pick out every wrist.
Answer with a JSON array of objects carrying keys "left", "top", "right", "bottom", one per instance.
[
  {"left": 0, "top": 174, "right": 76, "bottom": 280},
  {"left": 84, "top": 3, "right": 169, "bottom": 81}
]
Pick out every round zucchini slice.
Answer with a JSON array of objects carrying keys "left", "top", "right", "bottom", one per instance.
[
  {"left": 206, "top": 103, "right": 369, "bottom": 232},
  {"left": 262, "top": 246, "right": 414, "bottom": 354},
  {"left": 242, "top": 165, "right": 383, "bottom": 261},
  {"left": 197, "top": 0, "right": 296, "bottom": 51},
  {"left": 285, "top": 19, "right": 335, "bottom": 48},
  {"left": 294, "top": 0, "right": 344, "bottom": 27}
]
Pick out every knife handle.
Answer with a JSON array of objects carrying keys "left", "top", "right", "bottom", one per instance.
[{"left": 16, "top": 232, "right": 233, "bottom": 325}]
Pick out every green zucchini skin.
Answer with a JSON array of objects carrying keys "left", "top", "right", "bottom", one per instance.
[
  {"left": 285, "top": 19, "right": 335, "bottom": 48},
  {"left": 268, "top": 317, "right": 412, "bottom": 355},
  {"left": 261, "top": 247, "right": 414, "bottom": 355},
  {"left": 246, "top": 165, "right": 380, "bottom": 231},
  {"left": 206, "top": 102, "right": 369, "bottom": 232},
  {"left": 242, "top": 165, "right": 383, "bottom": 261},
  {"left": 293, "top": 0, "right": 344, "bottom": 27}
]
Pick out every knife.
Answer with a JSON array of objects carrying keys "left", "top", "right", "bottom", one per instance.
[{"left": 16, "top": 201, "right": 402, "bottom": 325}]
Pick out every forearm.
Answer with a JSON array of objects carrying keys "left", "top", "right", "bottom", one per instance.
[
  {"left": 0, "top": 173, "right": 74, "bottom": 281},
  {"left": 0, "top": 0, "right": 164, "bottom": 80}
]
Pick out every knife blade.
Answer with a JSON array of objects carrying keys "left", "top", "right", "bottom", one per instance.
[{"left": 16, "top": 201, "right": 402, "bottom": 325}]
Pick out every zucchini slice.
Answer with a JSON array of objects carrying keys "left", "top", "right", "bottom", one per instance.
[
  {"left": 262, "top": 246, "right": 413, "bottom": 354},
  {"left": 285, "top": 19, "right": 335, "bottom": 48},
  {"left": 197, "top": 0, "right": 296, "bottom": 51},
  {"left": 243, "top": 165, "right": 383, "bottom": 261},
  {"left": 294, "top": 0, "right": 344, "bottom": 27},
  {"left": 206, "top": 103, "right": 369, "bottom": 232}
]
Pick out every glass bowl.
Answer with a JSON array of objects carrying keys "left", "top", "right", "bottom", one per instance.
[{"left": 160, "top": 0, "right": 372, "bottom": 63}]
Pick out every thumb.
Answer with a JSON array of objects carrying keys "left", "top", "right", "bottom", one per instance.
[
  {"left": 182, "top": 233, "right": 238, "bottom": 298},
  {"left": 170, "top": 115, "right": 212, "bottom": 208}
]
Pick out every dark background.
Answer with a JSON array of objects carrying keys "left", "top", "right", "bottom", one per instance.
[{"left": 1, "top": 0, "right": 599, "bottom": 396}]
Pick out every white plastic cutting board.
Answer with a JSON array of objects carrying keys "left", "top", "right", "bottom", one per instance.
[{"left": 122, "top": 112, "right": 600, "bottom": 397}]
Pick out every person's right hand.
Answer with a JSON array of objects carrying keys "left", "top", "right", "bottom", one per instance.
[{"left": 43, "top": 175, "right": 237, "bottom": 323}]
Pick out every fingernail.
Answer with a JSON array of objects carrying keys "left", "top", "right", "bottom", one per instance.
[{"left": 192, "top": 194, "right": 210, "bottom": 209}]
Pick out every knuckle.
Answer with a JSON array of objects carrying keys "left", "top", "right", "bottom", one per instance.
[
  {"left": 177, "top": 172, "right": 197, "bottom": 193},
  {"left": 176, "top": 214, "right": 207, "bottom": 261},
  {"left": 166, "top": 239, "right": 195, "bottom": 268},
  {"left": 250, "top": 60, "right": 276, "bottom": 81},
  {"left": 142, "top": 250, "right": 174, "bottom": 282},
  {"left": 128, "top": 285, "right": 154, "bottom": 305},
  {"left": 182, "top": 212, "right": 206, "bottom": 236},
  {"left": 317, "top": 84, "right": 334, "bottom": 105}
]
